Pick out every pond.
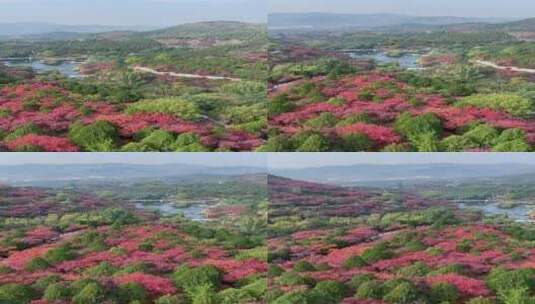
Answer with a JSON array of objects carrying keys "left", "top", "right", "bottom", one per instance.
[
  {"left": 458, "top": 201, "right": 534, "bottom": 222},
  {"left": 346, "top": 50, "right": 423, "bottom": 69},
  {"left": 1, "top": 58, "right": 82, "bottom": 78},
  {"left": 134, "top": 201, "right": 209, "bottom": 221}
]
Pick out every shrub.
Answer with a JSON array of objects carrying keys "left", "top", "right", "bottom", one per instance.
[
  {"left": 293, "top": 260, "right": 316, "bottom": 272},
  {"left": 336, "top": 113, "right": 373, "bottom": 126},
  {"left": 69, "top": 121, "right": 118, "bottom": 152},
  {"left": 189, "top": 284, "right": 220, "bottom": 304},
  {"left": 343, "top": 255, "right": 367, "bottom": 269},
  {"left": 155, "top": 295, "right": 182, "bottom": 304},
  {"left": 45, "top": 243, "right": 76, "bottom": 264},
  {"left": 463, "top": 124, "right": 499, "bottom": 147},
  {"left": 4, "top": 123, "right": 42, "bottom": 141},
  {"left": 305, "top": 113, "right": 337, "bottom": 129},
  {"left": 466, "top": 297, "right": 494, "bottom": 304},
  {"left": 268, "top": 265, "right": 285, "bottom": 277},
  {"left": 172, "top": 265, "right": 221, "bottom": 292},
  {"left": 126, "top": 97, "right": 200, "bottom": 120},
  {"left": 441, "top": 135, "right": 476, "bottom": 152},
  {"left": 456, "top": 239, "right": 473, "bottom": 253},
  {"left": 83, "top": 262, "right": 117, "bottom": 278},
  {"left": 117, "top": 282, "right": 147, "bottom": 304},
  {"left": 32, "top": 275, "right": 61, "bottom": 291},
  {"left": 486, "top": 268, "right": 535, "bottom": 294},
  {"left": 257, "top": 134, "right": 291, "bottom": 152},
  {"left": 0, "top": 283, "right": 35, "bottom": 304},
  {"left": 414, "top": 132, "right": 440, "bottom": 152},
  {"left": 43, "top": 283, "right": 71, "bottom": 301},
  {"left": 271, "top": 291, "right": 309, "bottom": 304},
  {"left": 71, "top": 282, "right": 104, "bottom": 304},
  {"left": 394, "top": 113, "right": 442, "bottom": 143},
  {"left": 397, "top": 261, "right": 429, "bottom": 277},
  {"left": 493, "top": 139, "right": 531, "bottom": 152},
  {"left": 174, "top": 133, "right": 208, "bottom": 152},
  {"left": 277, "top": 272, "right": 315, "bottom": 287},
  {"left": 139, "top": 130, "right": 176, "bottom": 151},
  {"left": 456, "top": 94, "right": 533, "bottom": 117},
  {"left": 241, "top": 278, "right": 267, "bottom": 300},
  {"left": 361, "top": 242, "right": 394, "bottom": 263},
  {"left": 498, "top": 287, "right": 534, "bottom": 304},
  {"left": 382, "top": 281, "right": 421, "bottom": 304},
  {"left": 381, "top": 278, "right": 412, "bottom": 294},
  {"left": 341, "top": 133, "right": 373, "bottom": 151},
  {"left": 493, "top": 128, "right": 531, "bottom": 152},
  {"left": 355, "top": 280, "right": 383, "bottom": 300},
  {"left": 430, "top": 282, "right": 459, "bottom": 304},
  {"left": 308, "top": 280, "right": 348, "bottom": 304},
  {"left": 24, "top": 256, "right": 50, "bottom": 272},
  {"left": 349, "top": 274, "right": 376, "bottom": 290},
  {"left": 296, "top": 134, "right": 330, "bottom": 152},
  {"left": 269, "top": 94, "right": 294, "bottom": 116}
]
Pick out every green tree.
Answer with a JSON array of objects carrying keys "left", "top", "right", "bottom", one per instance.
[
  {"left": 308, "top": 280, "right": 348, "bottom": 304},
  {"left": 172, "top": 265, "right": 221, "bottom": 293},
  {"left": 430, "top": 282, "right": 459, "bottom": 304},
  {"left": 43, "top": 283, "right": 71, "bottom": 301},
  {"left": 293, "top": 260, "right": 316, "bottom": 272},
  {"left": 190, "top": 284, "right": 220, "bottom": 304},
  {"left": 69, "top": 121, "right": 119, "bottom": 152},
  {"left": 0, "top": 283, "right": 35, "bottom": 304},
  {"left": 382, "top": 281, "right": 420, "bottom": 304},
  {"left": 72, "top": 282, "right": 104, "bottom": 304}
]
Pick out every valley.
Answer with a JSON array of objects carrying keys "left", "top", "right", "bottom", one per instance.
[
  {"left": 266, "top": 14, "right": 535, "bottom": 152},
  {"left": 0, "top": 21, "right": 267, "bottom": 152},
  {"left": 0, "top": 164, "right": 268, "bottom": 304},
  {"left": 267, "top": 164, "right": 535, "bottom": 304}
]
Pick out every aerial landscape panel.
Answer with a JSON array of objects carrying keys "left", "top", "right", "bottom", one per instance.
[
  {"left": 0, "top": 153, "right": 268, "bottom": 303},
  {"left": 267, "top": 0, "right": 535, "bottom": 152},
  {"left": 267, "top": 153, "right": 535, "bottom": 304},
  {"left": 0, "top": 0, "right": 267, "bottom": 152}
]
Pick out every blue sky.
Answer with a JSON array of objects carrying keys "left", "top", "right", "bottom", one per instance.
[
  {"left": 3, "top": 153, "right": 534, "bottom": 169},
  {"left": 268, "top": 153, "right": 535, "bottom": 169},
  {"left": 0, "top": 0, "right": 267, "bottom": 26},
  {"left": 0, "top": 153, "right": 267, "bottom": 167},
  {"left": 270, "top": 0, "right": 535, "bottom": 18}
]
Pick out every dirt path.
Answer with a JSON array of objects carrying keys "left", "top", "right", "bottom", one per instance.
[
  {"left": 133, "top": 66, "right": 241, "bottom": 81},
  {"left": 473, "top": 60, "right": 535, "bottom": 74}
]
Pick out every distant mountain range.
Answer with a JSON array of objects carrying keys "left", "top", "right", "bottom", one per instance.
[
  {"left": 0, "top": 22, "right": 159, "bottom": 37},
  {"left": 268, "top": 13, "right": 522, "bottom": 31},
  {"left": 0, "top": 163, "right": 265, "bottom": 184},
  {"left": 270, "top": 163, "right": 535, "bottom": 185},
  {"left": 0, "top": 21, "right": 265, "bottom": 41}
]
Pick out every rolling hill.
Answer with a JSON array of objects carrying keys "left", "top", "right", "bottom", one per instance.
[{"left": 268, "top": 13, "right": 516, "bottom": 30}]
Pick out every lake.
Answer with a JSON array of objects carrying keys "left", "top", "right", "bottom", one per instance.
[
  {"left": 134, "top": 201, "right": 208, "bottom": 221},
  {"left": 346, "top": 50, "right": 422, "bottom": 69},
  {"left": 1, "top": 58, "right": 82, "bottom": 78},
  {"left": 458, "top": 201, "right": 534, "bottom": 222}
]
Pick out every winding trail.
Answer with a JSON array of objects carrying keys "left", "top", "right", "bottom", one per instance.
[
  {"left": 133, "top": 66, "right": 241, "bottom": 81},
  {"left": 473, "top": 60, "right": 535, "bottom": 74}
]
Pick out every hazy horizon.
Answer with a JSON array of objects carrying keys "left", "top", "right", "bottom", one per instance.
[
  {"left": 269, "top": 0, "right": 535, "bottom": 19},
  {"left": 268, "top": 153, "right": 535, "bottom": 169},
  {"left": 0, "top": 0, "right": 267, "bottom": 27},
  {"left": 3, "top": 153, "right": 535, "bottom": 169},
  {"left": 0, "top": 153, "right": 267, "bottom": 167}
]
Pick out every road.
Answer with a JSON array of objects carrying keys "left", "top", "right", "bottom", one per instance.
[
  {"left": 133, "top": 66, "right": 241, "bottom": 81},
  {"left": 473, "top": 60, "right": 535, "bottom": 74}
]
